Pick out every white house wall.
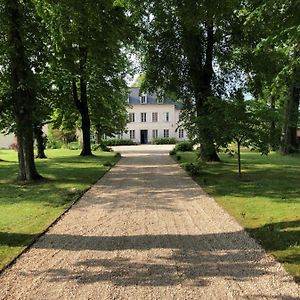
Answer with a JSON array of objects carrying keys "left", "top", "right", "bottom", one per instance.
[
  {"left": 0, "top": 133, "right": 16, "bottom": 149},
  {"left": 123, "top": 104, "right": 187, "bottom": 144}
]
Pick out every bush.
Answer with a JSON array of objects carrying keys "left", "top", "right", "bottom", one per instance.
[
  {"left": 91, "top": 143, "right": 112, "bottom": 152},
  {"left": 46, "top": 139, "right": 64, "bottom": 149},
  {"left": 180, "top": 161, "right": 202, "bottom": 176},
  {"left": 176, "top": 154, "right": 181, "bottom": 161},
  {"left": 152, "top": 137, "right": 177, "bottom": 144},
  {"left": 9, "top": 143, "right": 18, "bottom": 151},
  {"left": 174, "top": 141, "right": 193, "bottom": 152},
  {"left": 102, "top": 138, "right": 136, "bottom": 146},
  {"left": 63, "top": 141, "right": 81, "bottom": 150},
  {"left": 169, "top": 149, "right": 177, "bottom": 156}
]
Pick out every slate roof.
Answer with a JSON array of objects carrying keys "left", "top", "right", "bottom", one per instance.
[{"left": 128, "top": 87, "right": 183, "bottom": 110}]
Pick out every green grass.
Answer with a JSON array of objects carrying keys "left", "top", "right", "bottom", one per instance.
[
  {"left": 176, "top": 150, "right": 300, "bottom": 282},
  {"left": 0, "top": 149, "right": 118, "bottom": 270}
]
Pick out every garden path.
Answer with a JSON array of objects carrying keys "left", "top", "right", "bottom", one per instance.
[{"left": 0, "top": 145, "right": 299, "bottom": 299}]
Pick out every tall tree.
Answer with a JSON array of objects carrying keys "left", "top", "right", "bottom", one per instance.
[
  {"left": 1, "top": 0, "right": 43, "bottom": 180},
  {"left": 36, "top": 0, "right": 134, "bottom": 156},
  {"left": 244, "top": 0, "right": 300, "bottom": 154},
  {"left": 134, "top": 0, "right": 242, "bottom": 161}
]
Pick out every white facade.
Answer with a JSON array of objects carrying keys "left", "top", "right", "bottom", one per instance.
[
  {"left": 0, "top": 133, "right": 16, "bottom": 149},
  {"left": 121, "top": 88, "right": 187, "bottom": 144}
]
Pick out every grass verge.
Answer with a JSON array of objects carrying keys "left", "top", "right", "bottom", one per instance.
[
  {"left": 175, "top": 150, "right": 300, "bottom": 282},
  {"left": 0, "top": 149, "right": 119, "bottom": 270}
]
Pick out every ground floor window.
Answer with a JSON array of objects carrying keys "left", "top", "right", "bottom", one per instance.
[
  {"left": 164, "top": 129, "right": 169, "bottom": 138},
  {"left": 152, "top": 129, "right": 158, "bottom": 139},
  {"left": 179, "top": 128, "right": 184, "bottom": 138},
  {"left": 130, "top": 130, "right": 135, "bottom": 140}
]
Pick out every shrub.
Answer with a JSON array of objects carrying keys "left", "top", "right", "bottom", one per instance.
[
  {"left": 152, "top": 137, "right": 177, "bottom": 144},
  {"left": 91, "top": 143, "right": 112, "bottom": 152},
  {"left": 46, "top": 139, "right": 64, "bottom": 149},
  {"left": 103, "top": 138, "right": 136, "bottom": 146},
  {"left": 63, "top": 141, "right": 81, "bottom": 150},
  {"left": 174, "top": 141, "right": 193, "bottom": 152},
  {"left": 9, "top": 143, "right": 18, "bottom": 151},
  {"left": 103, "top": 161, "right": 113, "bottom": 167},
  {"left": 169, "top": 149, "right": 177, "bottom": 156},
  {"left": 180, "top": 161, "right": 202, "bottom": 176},
  {"left": 176, "top": 154, "right": 181, "bottom": 161}
]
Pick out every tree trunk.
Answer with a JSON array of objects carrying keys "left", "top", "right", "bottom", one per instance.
[
  {"left": 72, "top": 47, "right": 93, "bottom": 156},
  {"left": 270, "top": 95, "right": 278, "bottom": 151},
  {"left": 34, "top": 124, "right": 47, "bottom": 159},
  {"left": 237, "top": 141, "right": 242, "bottom": 178},
  {"left": 7, "top": 0, "right": 42, "bottom": 181},
  {"left": 95, "top": 124, "right": 102, "bottom": 144},
  {"left": 281, "top": 59, "right": 300, "bottom": 154}
]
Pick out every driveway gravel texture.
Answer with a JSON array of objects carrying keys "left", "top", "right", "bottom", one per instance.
[{"left": 0, "top": 145, "right": 299, "bottom": 300}]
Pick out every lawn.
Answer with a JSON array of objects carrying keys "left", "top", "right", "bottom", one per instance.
[
  {"left": 175, "top": 150, "right": 300, "bottom": 282},
  {"left": 0, "top": 149, "right": 119, "bottom": 270}
]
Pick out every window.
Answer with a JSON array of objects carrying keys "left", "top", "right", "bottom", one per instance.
[
  {"left": 152, "top": 129, "right": 158, "bottom": 139},
  {"left": 129, "top": 130, "right": 135, "bottom": 140},
  {"left": 163, "top": 112, "right": 170, "bottom": 122},
  {"left": 157, "top": 98, "right": 164, "bottom": 104},
  {"left": 179, "top": 128, "right": 184, "bottom": 138},
  {"left": 129, "top": 112, "right": 135, "bottom": 123},
  {"left": 152, "top": 112, "right": 158, "bottom": 122},
  {"left": 164, "top": 129, "right": 169, "bottom": 138},
  {"left": 140, "top": 95, "right": 147, "bottom": 104},
  {"left": 141, "top": 112, "right": 147, "bottom": 122}
]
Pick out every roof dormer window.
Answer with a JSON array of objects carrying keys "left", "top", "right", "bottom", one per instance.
[{"left": 140, "top": 94, "right": 147, "bottom": 104}]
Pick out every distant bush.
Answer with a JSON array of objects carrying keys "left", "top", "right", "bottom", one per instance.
[
  {"left": 174, "top": 141, "right": 193, "bottom": 152},
  {"left": 152, "top": 137, "right": 177, "bottom": 144},
  {"left": 62, "top": 141, "right": 81, "bottom": 150},
  {"left": 180, "top": 161, "right": 203, "bottom": 176},
  {"left": 46, "top": 139, "right": 64, "bottom": 149},
  {"left": 9, "top": 143, "right": 18, "bottom": 151},
  {"left": 169, "top": 149, "right": 177, "bottom": 156},
  {"left": 91, "top": 143, "right": 112, "bottom": 152},
  {"left": 103, "top": 138, "right": 136, "bottom": 146}
]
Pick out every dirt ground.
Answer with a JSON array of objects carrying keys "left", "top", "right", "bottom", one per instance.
[{"left": 0, "top": 145, "right": 299, "bottom": 299}]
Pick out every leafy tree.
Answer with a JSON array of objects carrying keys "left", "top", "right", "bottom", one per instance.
[
  {"left": 0, "top": 0, "right": 44, "bottom": 180},
  {"left": 243, "top": 0, "right": 300, "bottom": 154},
  {"left": 134, "top": 0, "right": 243, "bottom": 161},
  {"left": 36, "top": 0, "right": 134, "bottom": 156}
]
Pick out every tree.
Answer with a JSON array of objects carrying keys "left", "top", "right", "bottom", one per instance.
[
  {"left": 1, "top": 0, "right": 43, "bottom": 180},
  {"left": 243, "top": 0, "right": 300, "bottom": 154},
  {"left": 36, "top": 0, "right": 134, "bottom": 156},
  {"left": 225, "top": 92, "right": 271, "bottom": 178},
  {"left": 133, "top": 0, "right": 242, "bottom": 161}
]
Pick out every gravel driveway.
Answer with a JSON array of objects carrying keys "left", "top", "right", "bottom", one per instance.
[{"left": 0, "top": 145, "right": 299, "bottom": 299}]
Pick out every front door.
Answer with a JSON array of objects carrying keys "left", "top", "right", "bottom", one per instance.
[{"left": 140, "top": 130, "right": 148, "bottom": 144}]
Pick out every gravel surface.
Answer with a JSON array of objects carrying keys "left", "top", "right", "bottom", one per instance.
[{"left": 0, "top": 145, "right": 299, "bottom": 300}]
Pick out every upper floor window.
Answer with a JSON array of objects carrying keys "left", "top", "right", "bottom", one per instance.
[
  {"left": 141, "top": 112, "right": 147, "bottom": 122},
  {"left": 157, "top": 98, "right": 164, "bottom": 104},
  {"left": 163, "top": 112, "right": 170, "bottom": 122},
  {"left": 140, "top": 95, "right": 147, "bottom": 104},
  {"left": 179, "top": 128, "right": 184, "bottom": 138},
  {"left": 152, "top": 112, "right": 158, "bottom": 122},
  {"left": 129, "top": 113, "right": 135, "bottom": 123}
]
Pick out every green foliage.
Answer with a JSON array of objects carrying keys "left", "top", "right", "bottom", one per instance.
[
  {"left": 91, "top": 143, "right": 112, "bottom": 152},
  {"left": 103, "top": 138, "right": 136, "bottom": 146},
  {"left": 169, "top": 149, "right": 177, "bottom": 156},
  {"left": 152, "top": 137, "right": 177, "bottom": 144},
  {"left": 180, "top": 161, "right": 203, "bottom": 176},
  {"left": 62, "top": 141, "right": 81, "bottom": 150},
  {"left": 174, "top": 141, "right": 193, "bottom": 152}
]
